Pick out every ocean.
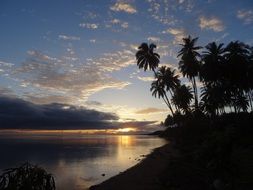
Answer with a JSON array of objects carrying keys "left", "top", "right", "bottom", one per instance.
[{"left": 0, "top": 133, "right": 166, "bottom": 190}]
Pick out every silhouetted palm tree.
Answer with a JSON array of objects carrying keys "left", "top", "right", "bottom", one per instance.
[
  {"left": 223, "top": 41, "right": 250, "bottom": 112},
  {"left": 230, "top": 93, "right": 249, "bottom": 113},
  {"left": 248, "top": 46, "right": 253, "bottom": 111},
  {"left": 200, "top": 42, "right": 224, "bottom": 85},
  {"left": 156, "top": 66, "right": 180, "bottom": 94},
  {"left": 150, "top": 80, "right": 174, "bottom": 116},
  {"left": 136, "top": 43, "right": 160, "bottom": 72},
  {"left": 224, "top": 41, "right": 249, "bottom": 90},
  {"left": 200, "top": 84, "right": 225, "bottom": 116},
  {"left": 172, "top": 84, "right": 193, "bottom": 114},
  {"left": 178, "top": 36, "right": 201, "bottom": 109}
]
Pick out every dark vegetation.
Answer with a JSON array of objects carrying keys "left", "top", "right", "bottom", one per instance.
[
  {"left": 0, "top": 162, "right": 55, "bottom": 190},
  {"left": 159, "top": 113, "right": 253, "bottom": 190},
  {"left": 136, "top": 37, "right": 253, "bottom": 189}
]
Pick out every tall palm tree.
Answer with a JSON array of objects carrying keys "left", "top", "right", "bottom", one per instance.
[
  {"left": 178, "top": 36, "right": 201, "bottom": 109},
  {"left": 200, "top": 83, "right": 225, "bottom": 116},
  {"left": 224, "top": 41, "right": 249, "bottom": 90},
  {"left": 150, "top": 80, "right": 174, "bottom": 116},
  {"left": 172, "top": 84, "right": 193, "bottom": 114},
  {"left": 200, "top": 42, "right": 224, "bottom": 85},
  {"left": 223, "top": 41, "right": 250, "bottom": 112},
  {"left": 156, "top": 66, "right": 180, "bottom": 97},
  {"left": 247, "top": 46, "right": 253, "bottom": 111},
  {"left": 232, "top": 93, "right": 249, "bottom": 113},
  {"left": 136, "top": 43, "right": 160, "bottom": 73}
]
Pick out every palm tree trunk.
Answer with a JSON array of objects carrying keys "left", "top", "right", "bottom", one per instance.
[
  {"left": 191, "top": 77, "right": 199, "bottom": 110},
  {"left": 163, "top": 94, "right": 174, "bottom": 116},
  {"left": 234, "top": 105, "right": 237, "bottom": 113},
  {"left": 152, "top": 68, "right": 157, "bottom": 77},
  {"left": 248, "top": 91, "right": 253, "bottom": 111},
  {"left": 162, "top": 97, "right": 170, "bottom": 109}
]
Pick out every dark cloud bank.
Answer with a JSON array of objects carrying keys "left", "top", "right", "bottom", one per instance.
[{"left": 0, "top": 96, "right": 155, "bottom": 131}]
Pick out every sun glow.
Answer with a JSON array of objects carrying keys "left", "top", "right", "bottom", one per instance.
[
  {"left": 115, "top": 128, "right": 136, "bottom": 133},
  {"left": 0, "top": 128, "right": 138, "bottom": 135}
]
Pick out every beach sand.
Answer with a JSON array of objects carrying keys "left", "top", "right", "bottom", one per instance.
[{"left": 90, "top": 142, "right": 178, "bottom": 190}]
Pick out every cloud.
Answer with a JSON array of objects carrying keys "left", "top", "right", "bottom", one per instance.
[
  {"left": 0, "top": 87, "right": 15, "bottom": 97},
  {"left": 135, "top": 107, "right": 167, "bottom": 114},
  {"left": 89, "top": 49, "right": 135, "bottom": 72},
  {"left": 147, "top": 0, "right": 177, "bottom": 25},
  {"left": 0, "top": 60, "right": 14, "bottom": 78},
  {"left": 0, "top": 60, "right": 14, "bottom": 74},
  {"left": 26, "top": 50, "right": 59, "bottom": 61},
  {"left": 163, "top": 28, "right": 187, "bottom": 43},
  {"left": 109, "top": 18, "right": 129, "bottom": 29},
  {"left": 117, "top": 121, "right": 158, "bottom": 131},
  {"left": 215, "top": 32, "right": 229, "bottom": 42},
  {"left": 13, "top": 50, "right": 131, "bottom": 105},
  {"left": 147, "top": 0, "right": 194, "bottom": 25},
  {"left": 121, "top": 22, "right": 129, "bottom": 28},
  {"left": 89, "top": 39, "right": 96, "bottom": 43},
  {"left": 0, "top": 60, "right": 14, "bottom": 68},
  {"left": 137, "top": 76, "right": 154, "bottom": 82},
  {"left": 110, "top": 2, "right": 137, "bottom": 14},
  {"left": 58, "top": 35, "right": 80, "bottom": 41},
  {"left": 0, "top": 96, "right": 158, "bottom": 132},
  {"left": 85, "top": 100, "right": 103, "bottom": 106},
  {"left": 199, "top": 16, "right": 225, "bottom": 32},
  {"left": 147, "top": 36, "right": 161, "bottom": 42},
  {"left": 111, "top": 18, "right": 121, "bottom": 24},
  {"left": 79, "top": 23, "right": 99, "bottom": 29},
  {"left": 23, "top": 95, "right": 77, "bottom": 105},
  {"left": 237, "top": 9, "right": 253, "bottom": 25},
  {"left": 0, "top": 96, "right": 119, "bottom": 130}
]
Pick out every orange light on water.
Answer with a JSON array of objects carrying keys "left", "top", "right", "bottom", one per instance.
[{"left": 118, "top": 135, "right": 134, "bottom": 147}]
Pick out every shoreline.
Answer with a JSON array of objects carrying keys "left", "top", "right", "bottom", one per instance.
[{"left": 89, "top": 141, "right": 178, "bottom": 190}]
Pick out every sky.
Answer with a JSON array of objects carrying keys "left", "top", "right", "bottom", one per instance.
[{"left": 0, "top": 0, "right": 253, "bottom": 133}]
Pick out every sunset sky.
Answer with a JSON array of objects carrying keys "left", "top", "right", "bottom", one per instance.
[{"left": 0, "top": 0, "right": 253, "bottom": 133}]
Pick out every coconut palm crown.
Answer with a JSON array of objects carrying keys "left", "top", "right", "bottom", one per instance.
[{"left": 136, "top": 43, "right": 160, "bottom": 72}]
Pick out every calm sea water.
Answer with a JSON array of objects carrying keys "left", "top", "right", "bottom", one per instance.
[{"left": 0, "top": 134, "right": 166, "bottom": 190}]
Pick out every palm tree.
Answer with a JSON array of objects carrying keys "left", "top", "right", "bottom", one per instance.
[
  {"left": 178, "top": 36, "right": 201, "bottom": 109},
  {"left": 200, "top": 83, "right": 225, "bottom": 116},
  {"left": 150, "top": 80, "right": 174, "bottom": 116},
  {"left": 223, "top": 41, "right": 250, "bottom": 112},
  {"left": 156, "top": 66, "right": 180, "bottom": 97},
  {"left": 172, "top": 84, "right": 193, "bottom": 114},
  {"left": 200, "top": 42, "right": 224, "bottom": 85},
  {"left": 232, "top": 93, "right": 249, "bottom": 113},
  {"left": 248, "top": 46, "right": 253, "bottom": 111},
  {"left": 136, "top": 43, "right": 160, "bottom": 73},
  {"left": 224, "top": 41, "right": 249, "bottom": 89}
]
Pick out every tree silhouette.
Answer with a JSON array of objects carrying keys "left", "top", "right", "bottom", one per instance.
[
  {"left": 223, "top": 41, "right": 250, "bottom": 112},
  {"left": 172, "top": 84, "right": 193, "bottom": 114},
  {"left": 178, "top": 36, "right": 201, "bottom": 110},
  {"left": 248, "top": 46, "right": 253, "bottom": 111},
  {"left": 0, "top": 162, "right": 55, "bottom": 190},
  {"left": 200, "top": 83, "right": 225, "bottom": 116},
  {"left": 150, "top": 80, "right": 174, "bottom": 116},
  {"left": 200, "top": 42, "right": 224, "bottom": 85},
  {"left": 224, "top": 41, "right": 249, "bottom": 90},
  {"left": 156, "top": 66, "right": 180, "bottom": 96},
  {"left": 135, "top": 43, "right": 160, "bottom": 73},
  {"left": 136, "top": 38, "right": 253, "bottom": 123}
]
